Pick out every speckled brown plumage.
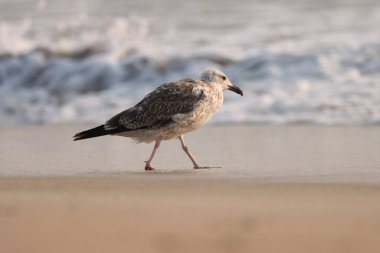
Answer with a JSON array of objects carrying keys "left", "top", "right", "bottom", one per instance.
[{"left": 105, "top": 78, "right": 206, "bottom": 132}]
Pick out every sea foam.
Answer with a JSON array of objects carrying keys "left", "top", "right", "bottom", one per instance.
[{"left": 0, "top": 0, "right": 379, "bottom": 124}]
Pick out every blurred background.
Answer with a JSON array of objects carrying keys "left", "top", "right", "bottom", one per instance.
[{"left": 0, "top": 0, "right": 379, "bottom": 125}]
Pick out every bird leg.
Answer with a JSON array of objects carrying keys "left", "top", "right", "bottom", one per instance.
[
  {"left": 145, "top": 139, "right": 162, "bottom": 170},
  {"left": 178, "top": 135, "right": 205, "bottom": 169}
]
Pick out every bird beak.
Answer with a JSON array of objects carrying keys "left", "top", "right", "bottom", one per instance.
[{"left": 228, "top": 84, "right": 244, "bottom": 96}]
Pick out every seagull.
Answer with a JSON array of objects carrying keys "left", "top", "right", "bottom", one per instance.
[{"left": 73, "top": 69, "right": 243, "bottom": 170}]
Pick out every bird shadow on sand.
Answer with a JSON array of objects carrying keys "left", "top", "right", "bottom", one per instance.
[
  {"left": 81, "top": 167, "right": 222, "bottom": 177},
  {"left": 143, "top": 166, "right": 222, "bottom": 175}
]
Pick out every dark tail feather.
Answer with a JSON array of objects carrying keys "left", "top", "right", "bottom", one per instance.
[{"left": 73, "top": 125, "right": 127, "bottom": 141}]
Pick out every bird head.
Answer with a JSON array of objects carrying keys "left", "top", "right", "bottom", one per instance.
[{"left": 201, "top": 69, "right": 243, "bottom": 96}]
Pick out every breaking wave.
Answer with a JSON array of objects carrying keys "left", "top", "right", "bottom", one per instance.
[{"left": 1, "top": 0, "right": 379, "bottom": 124}]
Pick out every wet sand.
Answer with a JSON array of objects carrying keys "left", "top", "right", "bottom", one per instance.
[
  {"left": 0, "top": 125, "right": 380, "bottom": 252},
  {"left": 0, "top": 125, "right": 379, "bottom": 182}
]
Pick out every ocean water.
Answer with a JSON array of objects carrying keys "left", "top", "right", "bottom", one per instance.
[{"left": 0, "top": 0, "right": 379, "bottom": 124}]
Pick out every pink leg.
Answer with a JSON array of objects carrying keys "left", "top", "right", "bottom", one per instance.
[
  {"left": 145, "top": 139, "right": 161, "bottom": 170},
  {"left": 179, "top": 135, "right": 205, "bottom": 169}
]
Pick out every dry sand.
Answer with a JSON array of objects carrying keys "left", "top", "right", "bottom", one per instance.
[
  {"left": 0, "top": 125, "right": 380, "bottom": 253},
  {"left": 1, "top": 178, "right": 380, "bottom": 253}
]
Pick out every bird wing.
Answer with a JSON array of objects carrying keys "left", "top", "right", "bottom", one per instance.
[{"left": 105, "top": 78, "right": 206, "bottom": 131}]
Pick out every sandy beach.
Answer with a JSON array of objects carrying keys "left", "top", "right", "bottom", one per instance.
[
  {"left": 1, "top": 125, "right": 380, "bottom": 253},
  {"left": 1, "top": 0, "right": 380, "bottom": 251}
]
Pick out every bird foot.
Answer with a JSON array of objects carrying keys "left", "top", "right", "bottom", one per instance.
[
  {"left": 145, "top": 165, "right": 155, "bottom": 171},
  {"left": 144, "top": 162, "right": 155, "bottom": 171},
  {"left": 194, "top": 166, "right": 221, "bottom": 169},
  {"left": 194, "top": 166, "right": 211, "bottom": 169}
]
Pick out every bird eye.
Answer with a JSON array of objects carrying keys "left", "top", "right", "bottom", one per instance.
[{"left": 222, "top": 76, "right": 226, "bottom": 80}]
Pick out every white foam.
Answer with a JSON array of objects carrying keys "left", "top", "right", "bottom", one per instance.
[{"left": 0, "top": 0, "right": 380, "bottom": 125}]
